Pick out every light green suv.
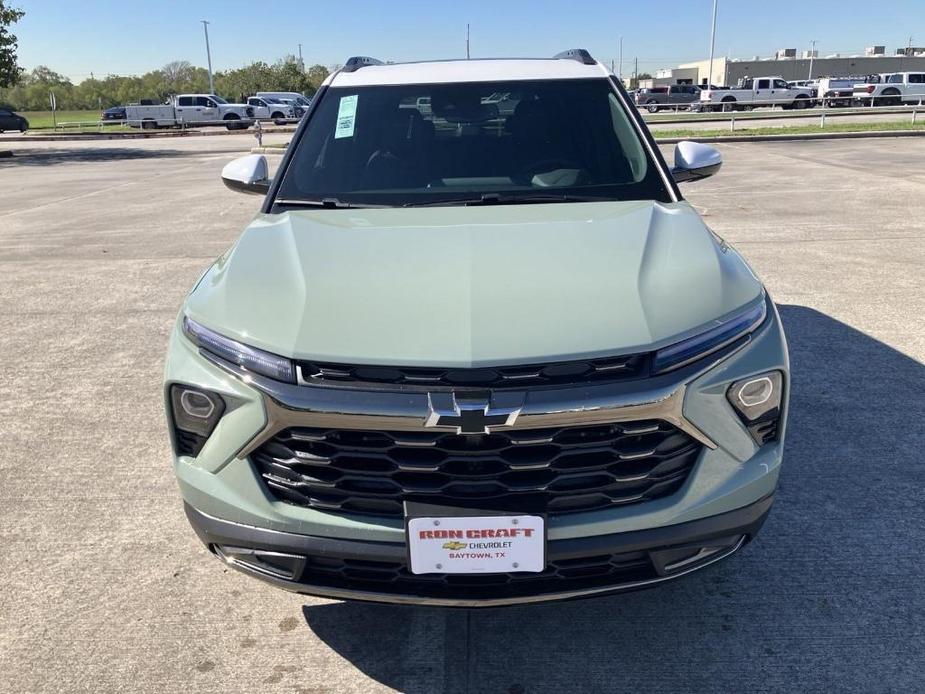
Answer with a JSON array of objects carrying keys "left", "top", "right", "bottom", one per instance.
[{"left": 166, "top": 50, "right": 788, "bottom": 606}]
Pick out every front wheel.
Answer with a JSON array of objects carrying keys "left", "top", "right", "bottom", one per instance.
[{"left": 646, "top": 101, "right": 660, "bottom": 114}]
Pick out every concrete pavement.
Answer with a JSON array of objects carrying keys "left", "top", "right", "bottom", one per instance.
[{"left": 0, "top": 135, "right": 923, "bottom": 693}]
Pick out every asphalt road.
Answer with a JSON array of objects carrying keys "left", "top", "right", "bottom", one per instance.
[{"left": 1, "top": 135, "right": 923, "bottom": 693}]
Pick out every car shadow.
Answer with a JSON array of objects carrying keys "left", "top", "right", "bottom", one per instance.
[
  {"left": 302, "top": 304, "right": 925, "bottom": 693},
  {"left": 0, "top": 147, "right": 199, "bottom": 167}
]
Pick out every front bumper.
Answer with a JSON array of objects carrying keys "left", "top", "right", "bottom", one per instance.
[
  {"left": 166, "top": 297, "right": 788, "bottom": 604},
  {"left": 186, "top": 492, "right": 773, "bottom": 607}
]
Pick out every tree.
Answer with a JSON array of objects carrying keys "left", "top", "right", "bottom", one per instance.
[
  {"left": 305, "top": 64, "right": 330, "bottom": 94},
  {"left": 0, "top": 0, "right": 24, "bottom": 88}
]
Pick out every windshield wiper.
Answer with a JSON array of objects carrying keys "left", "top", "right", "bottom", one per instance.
[
  {"left": 274, "top": 197, "right": 391, "bottom": 209},
  {"left": 402, "top": 193, "right": 617, "bottom": 208}
]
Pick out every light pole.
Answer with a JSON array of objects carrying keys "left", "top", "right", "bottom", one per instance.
[
  {"left": 298, "top": 43, "right": 304, "bottom": 70},
  {"left": 707, "top": 0, "right": 718, "bottom": 88},
  {"left": 807, "top": 39, "right": 816, "bottom": 80},
  {"left": 619, "top": 36, "right": 623, "bottom": 79},
  {"left": 201, "top": 20, "right": 214, "bottom": 95}
]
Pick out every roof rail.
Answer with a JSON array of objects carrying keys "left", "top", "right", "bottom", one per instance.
[
  {"left": 553, "top": 49, "right": 596, "bottom": 65},
  {"left": 342, "top": 56, "right": 385, "bottom": 72}
]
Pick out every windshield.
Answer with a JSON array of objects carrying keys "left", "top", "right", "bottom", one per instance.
[
  {"left": 212, "top": 95, "right": 228, "bottom": 104},
  {"left": 274, "top": 78, "right": 669, "bottom": 207}
]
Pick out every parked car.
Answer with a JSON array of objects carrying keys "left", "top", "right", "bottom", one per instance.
[
  {"left": 0, "top": 106, "right": 28, "bottom": 132},
  {"left": 816, "top": 77, "right": 865, "bottom": 107},
  {"left": 101, "top": 106, "right": 126, "bottom": 122},
  {"left": 256, "top": 91, "right": 311, "bottom": 116},
  {"left": 169, "top": 49, "right": 788, "bottom": 607},
  {"left": 635, "top": 85, "right": 701, "bottom": 113},
  {"left": 125, "top": 94, "right": 254, "bottom": 130},
  {"left": 853, "top": 72, "right": 925, "bottom": 106},
  {"left": 246, "top": 96, "right": 294, "bottom": 121},
  {"left": 697, "top": 76, "right": 814, "bottom": 111}
]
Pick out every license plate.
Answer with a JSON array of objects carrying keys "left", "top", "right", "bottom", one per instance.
[{"left": 407, "top": 514, "right": 545, "bottom": 575}]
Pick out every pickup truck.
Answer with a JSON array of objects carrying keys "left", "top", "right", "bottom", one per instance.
[
  {"left": 634, "top": 85, "right": 701, "bottom": 113},
  {"left": 696, "top": 76, "right": 815, "bottom": 111},
  {"left": 853, "top": 72, "right": 925, "bottom": 106},
  {"left": 245, "top": 96, "right": 295, "bottom": 121},
  {"left": 816, "top": 77, "right": 865, "bottom": 107},
  {"left": 125, "top": 94, "right": 254, "bottom": 130}
]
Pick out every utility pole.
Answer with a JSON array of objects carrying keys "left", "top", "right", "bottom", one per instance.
[
  {"left": 707, "top": 0, "right": 718, "bottom": 88},
  {"left": 201, "top": 20, "right": 214, "bottom": 95},
  {"left": 619, "top": 36, "right": 623, "bottom": 78},
  {"left": 808, "top": 39, "right": 816, "bottom": 80},
  {"left": 634, "top": 56, "right": 638, "bottom": 88},
  {"left": 298, "top": 43, "right": 304, "bottom": 70},
  {"left": 466, "top": 23, "right": 470, "bottom": 59}
]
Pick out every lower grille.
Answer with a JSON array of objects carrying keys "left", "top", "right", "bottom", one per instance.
[
  {"left": 295, "top": 550, "right": 656, "bottom": 600},
  {"left": 252, "top": 420, "right": 701, "bottom": 517}
]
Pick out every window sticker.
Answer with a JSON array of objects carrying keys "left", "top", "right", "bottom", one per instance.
[{"left": 335, "top": 95, "right": 358, "bottom": 139}]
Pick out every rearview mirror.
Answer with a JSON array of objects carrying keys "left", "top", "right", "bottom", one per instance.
[
  {"left": 671, "top": 141, "right": 722, "bottom": 182},
  {"left": 221, "top": 154, "right": 270, "bottom": 195}
]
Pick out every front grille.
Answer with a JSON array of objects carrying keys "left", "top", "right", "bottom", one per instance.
[
  {"left": 296, "top": 550, "right": 656, "bottom": 600},
  {"left": 252, "top": 420, "right": 701, "bottom": 517},
  {"left": 297, "top": 353, "right": 649, "bottom": 389}
]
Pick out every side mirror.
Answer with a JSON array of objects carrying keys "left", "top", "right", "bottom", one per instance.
[
  {"left": 671, "top": 141, "right": 722, "bottom": 183},
  {"left": 221, "top": 154, "right": 270, "bottom": 195}
]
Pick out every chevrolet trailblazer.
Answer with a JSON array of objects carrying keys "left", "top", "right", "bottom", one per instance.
[{"left": 165, "top": 49, "right": 789, "bottom": 606}]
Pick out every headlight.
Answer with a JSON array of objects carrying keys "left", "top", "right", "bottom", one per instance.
[
  {"left": 183, "top": 316, "right": 295, "bottom": 383},
  {"left": 652, "top": 300, "right": 767, "bottom": 374}
]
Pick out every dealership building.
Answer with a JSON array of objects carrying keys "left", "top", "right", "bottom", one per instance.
[{"left": 647, "top": 46, "right": 925, "bottom": 88}]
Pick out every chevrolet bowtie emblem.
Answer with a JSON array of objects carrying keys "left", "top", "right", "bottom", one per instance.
[{"left": 425, "top": 392, "right": 523, "bottom": 435}]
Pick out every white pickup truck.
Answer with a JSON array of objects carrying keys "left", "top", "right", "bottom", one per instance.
[
  {"left": 853, "top": 72, "right": 925, "bottom": 106},
  {"left": 125, "top": 94, "right": 255, "bottom": 130},
  {"left": 245, "top": 96, "right": 295, "bottom": 121},
  {"left": 696, "top": 76, "right": 815, "bottom": 111}
]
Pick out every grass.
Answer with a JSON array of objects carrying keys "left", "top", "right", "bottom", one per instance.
[
  {"left": 17, "top": 110, "right": 102, "bottom": 129},
  {"left": 651, "top": 119, "right": 925, "bottom": 139}
]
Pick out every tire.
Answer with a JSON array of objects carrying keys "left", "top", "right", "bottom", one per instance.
[
  {"left": 141, "top": 119, "right": 156, "bottom": 130},
  {"left": 721, "top": 96, "right": 737, "bottom": 112},
  {"left": 223, "top": 113, "right": 241, "bottom": 130},
  {"left": 879, "top": 89, "right": 902, "bottom": 107},
  {"left": 270, "top": 111, "right": 284, "bottom": 120},
  {"left": 795, "top": 96, "right": 811, "bottom": 110},
  {"left": 646, "top": 100, "right": 660, "bottom": 114}
]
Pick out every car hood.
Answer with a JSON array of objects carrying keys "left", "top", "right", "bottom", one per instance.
[{"left": 185, "top": 201, "right": 763, "bottom": 366}]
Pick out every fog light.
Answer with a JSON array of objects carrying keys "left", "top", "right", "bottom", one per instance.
[
  {"left": 734, "top": 376, "right": 774, "bottom": 407},
  {"left": 180, "top": 389, "right": 216, "bottom": 419},
  {"left": 726, "top": 371, "right": 783, "bottom": 445},
  {"left": 169, "top": 385, "right": 225, "bottom": 455}
]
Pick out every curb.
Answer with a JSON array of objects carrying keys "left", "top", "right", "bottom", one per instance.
[{"left": 655, "top": 129, "right": 925, "bottom": 144}]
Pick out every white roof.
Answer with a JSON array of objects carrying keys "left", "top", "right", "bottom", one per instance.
[{"left": 326, "top": 58, "right": 611, "bottom": 87}]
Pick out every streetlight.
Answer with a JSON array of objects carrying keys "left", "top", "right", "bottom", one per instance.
[
  {"left": 707, "top": 0, "right": 718, "bottom": 88},
  {"left": 619, "top": 36, "right": 623, "bottom": 78},
  {"left": 807, "top": 39, "right": 816, "bottom": 80},
  {"left": 201, "top": 20, "right": 214, "bottom": 95}
]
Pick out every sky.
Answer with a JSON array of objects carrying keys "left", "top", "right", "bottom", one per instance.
[{"left": 9, "top": 0, "right": 924, "bottom": 81}]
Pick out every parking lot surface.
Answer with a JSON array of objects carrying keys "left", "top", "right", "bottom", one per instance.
[{"left": 1, "top": 135, "right": 923, "bottom": 693}]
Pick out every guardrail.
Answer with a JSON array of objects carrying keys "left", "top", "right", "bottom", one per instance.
[
  {"left": 49, "top": 116, "right": 301, "bottom": 133},
  {"left": 640, "top": 95, "right": 924, "bottom": 117},
  {"left": 641, "top": 98, "right": 924, "bottom": 127}
]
